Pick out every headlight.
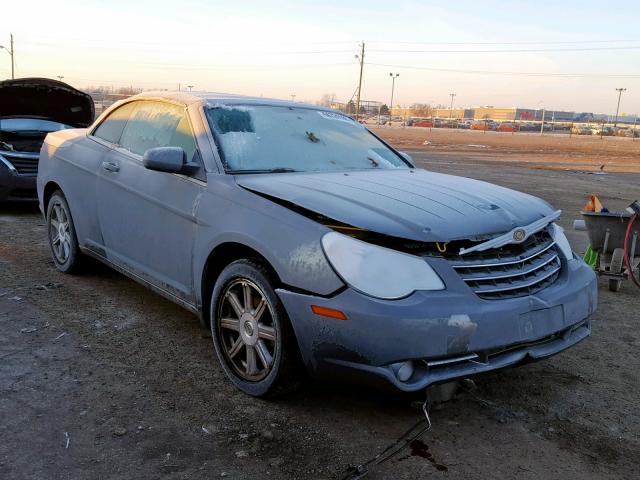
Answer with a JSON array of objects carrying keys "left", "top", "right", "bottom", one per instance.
[
  {"left": 550, "top": 223, "right": 573, "bottom": 260},
  {"left": 321, "top": 231, "right": 445, "bottom": 299}
]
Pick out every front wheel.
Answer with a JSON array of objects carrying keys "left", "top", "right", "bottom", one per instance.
[{"left": 210, "top": 259, "right": 302, "bottom": 397}]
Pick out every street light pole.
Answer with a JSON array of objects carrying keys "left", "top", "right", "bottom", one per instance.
[
  {"left": 389, "top": 73, "right": 399, "bottom": 124},
  {"left": 0, "top": 33, "right": 15, "bottom": 79},
  {"left": 614, "top": 87, "right": 627, "bottom": 129},
  {"left": 449, "top": 93, "right": 456, "bottom": 120}
]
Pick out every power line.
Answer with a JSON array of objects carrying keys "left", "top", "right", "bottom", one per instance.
[
  {"left": 366, "top": 39, "right": 640, "bottom": 46},
  {"left": 18, "top": 40, "right": 356, "bottom": 56},
  {"left": 366, "top": 62, "right": 640, "bottom": 79},
  {"left": 20, "top": 35, "right": 357, "bottom": 47},
  {"left": 367, "top": 46, "right": 640, "bottom": 53}
]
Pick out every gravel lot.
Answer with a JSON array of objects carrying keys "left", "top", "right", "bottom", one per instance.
[{"left": 1, "top": 145, "right": 639, "bottom": 479}]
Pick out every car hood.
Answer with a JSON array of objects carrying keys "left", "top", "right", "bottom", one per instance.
[
  {"left": 0, "top": 78, "right": 94, "bottom": 127},
  {"left": 236, "top": 169, "right": 556, "bottom": 242}
]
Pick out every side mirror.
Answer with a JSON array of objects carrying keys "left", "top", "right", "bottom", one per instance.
[
  {"left": 142, "top": 147, "right": 186, "bottom": 173},
  {"left": 399, "top": 151, "right": 413, "bottom": 164}
]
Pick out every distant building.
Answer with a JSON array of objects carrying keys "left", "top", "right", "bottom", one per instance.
[
  {"left": 468, "top": 106, "right": 579, "bottom": 123},
  {"left": 616, "top": 113, "right": 639, "bottom": 125},
  {"left": 473, "top": 107, "right": 518, "bottom": 121},
  {"left": 534, "top": 110, "right": 575, "bottom": 122},
  {"left": 432, "top": 108, "right": 466, "bottom": 119},
  {"left": 332, "top": 97, "right": 632, "bottom": 125}
]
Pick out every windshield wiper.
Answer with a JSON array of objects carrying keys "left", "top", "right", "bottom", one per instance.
[{"left": 226, "top": 168, "right": 298, "bottom": 174}]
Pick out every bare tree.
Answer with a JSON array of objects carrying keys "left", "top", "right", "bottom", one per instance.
[
  {"left": 345, "top": 100, "right": 356, "bottom": 115},
  {"left": 318, "top": 93, "right": 336, "bottom": 107},
  {"left": 116, "top": 86, "right": 142, "bottom": 96},
  {"left": 410, "top": 103, "right": 433, "bottom": 117}
]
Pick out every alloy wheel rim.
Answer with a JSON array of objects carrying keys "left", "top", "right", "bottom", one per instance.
[
  {"left": 49, "top": 202, "right": 71, "bottom": 264},
  {"left": 218, "top": 279, "right": 277, "bottom": 382}
]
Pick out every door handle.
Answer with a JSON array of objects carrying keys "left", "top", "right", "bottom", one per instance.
[{"left": 102, "top": 161, "right": 120, "bottom": 173}]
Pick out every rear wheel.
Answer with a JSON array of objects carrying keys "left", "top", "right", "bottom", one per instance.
[
  {"left": 46, "top": 191, "right": 85, "bottom": 273},
  {"left": 210, "top": 259, "right": 301, "bottom": 397}
]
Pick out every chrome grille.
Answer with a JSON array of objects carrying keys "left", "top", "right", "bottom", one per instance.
[
  {"left": 0, "top": 152, "right": 39, "bottom": 174},
  {"left": 449, "top": 230, "right": 561, "bottom": 299}
]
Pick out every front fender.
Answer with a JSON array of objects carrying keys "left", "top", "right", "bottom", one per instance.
[{"left": 193, "top": 175, "right": 344, "bottom": 309}]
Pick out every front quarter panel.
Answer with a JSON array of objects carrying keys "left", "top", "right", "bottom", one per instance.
[{"left": 194, "top": 174, "right": 344, "bottom": 306}]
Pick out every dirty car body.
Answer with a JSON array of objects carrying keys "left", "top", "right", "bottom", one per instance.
[
  {"left": 0, "top": 78, "right": 94, "bottom": 201},
  {"left": 37, "top": 92, "right": 597, "bottom": 393}
]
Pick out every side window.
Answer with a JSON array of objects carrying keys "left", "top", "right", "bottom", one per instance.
[
  {"left": 92, "top": 102, "right": 138, "bottom": 144},
  {"left": 118, "top": 101, "right": 198, "bottom": 161}
]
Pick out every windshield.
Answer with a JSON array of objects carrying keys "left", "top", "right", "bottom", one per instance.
[{"left": 205, "top": 105, "right": 410, "bottom": 173}]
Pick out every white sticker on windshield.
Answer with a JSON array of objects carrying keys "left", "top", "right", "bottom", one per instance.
[{"left": 317, "top": 111, "right": 355, "bottom": 123}]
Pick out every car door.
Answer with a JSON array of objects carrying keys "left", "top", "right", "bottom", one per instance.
[
  {"left": 80, "top": 101, "right": 139, "bottom": 250},
  {"left": 96, "top": 100, "right": 205, "bottom": 305}
]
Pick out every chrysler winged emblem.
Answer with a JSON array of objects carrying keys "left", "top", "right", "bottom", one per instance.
[{"left": 513, "top": 228, "right": 526, "bottom": 242}]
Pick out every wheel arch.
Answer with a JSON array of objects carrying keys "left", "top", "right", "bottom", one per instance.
[
  {"left": 42, "top": 181, "right": 63, "bottom": 212},
  {"left": 200, "top": 241, "right": 281, "bottom": 329}
]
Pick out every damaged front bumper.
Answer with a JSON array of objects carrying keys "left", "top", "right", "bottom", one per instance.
[{"left": 277, "top": 256, "right": 597, "bottom": 391}]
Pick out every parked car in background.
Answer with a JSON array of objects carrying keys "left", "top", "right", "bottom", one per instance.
[
  {"left": 38, "top": 92, "right": 597, "bottom": 397},
  {"left": 497, "top": 122, "right": 517, "bottom": 133},
  {"left": 412, "top": 119, "right": 435, "bottom": 128},
  {"left": 518, "top": 122, "right": 538, "bottom": 132},
  {"left": 471, "top": 120, "right": 496, "bottom": 131},
  {"left": 594, "top": 126, "right": 615, "bottom": 136},
  {"left": 0, "top": 78, "right": 94, "bottom": 202}
]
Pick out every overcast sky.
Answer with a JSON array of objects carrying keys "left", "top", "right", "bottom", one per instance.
[{"left": 2, "top": 0, "right": 640, "bottom": 114}]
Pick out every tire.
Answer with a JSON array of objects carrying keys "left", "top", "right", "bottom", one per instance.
[
  {"left": 608, "top": 279, "right": 623, "bottom": 292},
  {"left": 46, "top": 191, "right": 85, "bottom": 274},
  {"left": 610, "top": 248, "right": 624, "bottom": 274},
  {"left": 210, "top": 259, "right": 302, "bottom": 397}
]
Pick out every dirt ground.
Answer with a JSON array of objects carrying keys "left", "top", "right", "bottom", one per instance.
[
  {"left": 373, "top": 127, "right": 640, "bottom": 173},
  {"left": 1, "top": 143, "right": 639, "bottom": 479}
]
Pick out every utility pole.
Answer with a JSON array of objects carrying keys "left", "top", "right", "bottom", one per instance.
[
  {"left": 187, "top": 85, "right": 194, "bottom": 92},
  {"left": 389, "top": 73, "right": 399, "bottom": 125},
  {"left": 56, "top": 75, "right": 64, "bottom": 82},
  {"left": 0, "top": 33, "right": 15, "bottom": 79},
  {"left": 355, "top": 42, "right": 365, "bottom": 121},
  {"left": 449, "top": 93, "right": 456, "bottom": 121},
  {"left": 290, "top": 94, "right": 296, "bottom": 102},
  {"left": 614, "top": 87, "right": 627, "bottom": 129},
  {"left": 540, "top": 108, "right": 546, "bottom": 135}
]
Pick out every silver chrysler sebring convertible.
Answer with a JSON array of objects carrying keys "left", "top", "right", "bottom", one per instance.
[{"left": 37, "top": 92, "right": 597, "bottom": 396}]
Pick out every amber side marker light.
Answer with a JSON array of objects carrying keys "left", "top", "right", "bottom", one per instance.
[{"left": 311, "top": 305, "right": 348, "bottom": 320}]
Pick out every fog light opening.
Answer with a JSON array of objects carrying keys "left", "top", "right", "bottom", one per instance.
[{"left": 391, "top": 360, "right": 414, "bottom": 382}]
